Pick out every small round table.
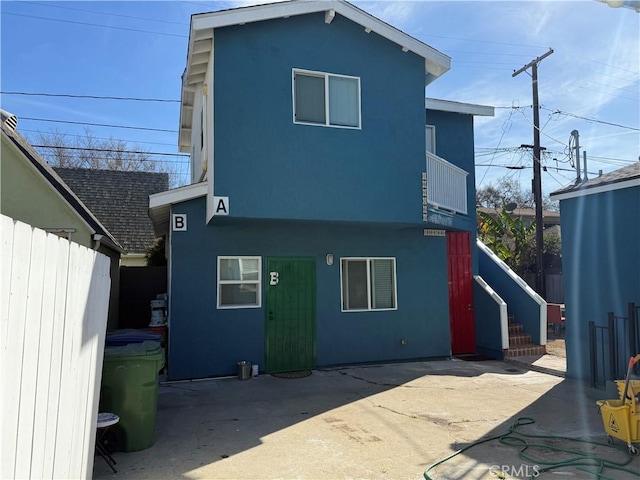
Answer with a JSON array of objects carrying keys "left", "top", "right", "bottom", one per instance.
[{"left": 96, "top": 413, "right": 119, "bottom": 473}]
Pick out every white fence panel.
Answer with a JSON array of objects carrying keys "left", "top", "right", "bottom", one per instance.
[{"left": 1, "top": 215, "right": 111, "bottom": 480}]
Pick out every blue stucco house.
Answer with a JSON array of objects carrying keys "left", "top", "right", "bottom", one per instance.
[
  {"left": 551, "top": 162, "right": 640, "bottom": 381},
  {"left": 149, "top": 0, "right": 500, "bottom": 380}
]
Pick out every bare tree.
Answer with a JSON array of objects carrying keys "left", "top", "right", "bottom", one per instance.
[
  {"left": 33, "top": 129, "right": 183, "bottom": 186},
  {"left": 476, "top": 176, "right": 558, "bottom": 211}
]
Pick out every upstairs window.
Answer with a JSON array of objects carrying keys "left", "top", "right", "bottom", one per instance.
[
  {"left": 293, "top": 69, "right": 361, "bottom": 129},
  {"left": 341, "top": 258, "right": 397, "bottom": 311}
]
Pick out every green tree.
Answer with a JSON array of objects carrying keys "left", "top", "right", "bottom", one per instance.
[
  {"left": 145, "top": 237, "right": 167, "bottom": 266},
  {"left": 477, "top": 208, "right": 535, "bottom": 273}
]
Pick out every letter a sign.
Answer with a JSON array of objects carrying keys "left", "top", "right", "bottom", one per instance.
[{"left": 213, "top": 196, "right": 229, "bottom": 216}]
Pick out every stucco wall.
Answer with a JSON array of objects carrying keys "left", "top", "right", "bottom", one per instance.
[
  {"left": 473, "top": 280, "right": 505, "bottom": 359},
  {"left": 168, "top": 197, "right": 451, "bottom": 380},
  {"left": 1, "top": 135, "right": 94, "bottom": 248},
  {"left": 560, "top": 186, "right": 640, "bottom": 380},
  {"left": 212, "top": 13, "right": 427, "bottom": 224}
]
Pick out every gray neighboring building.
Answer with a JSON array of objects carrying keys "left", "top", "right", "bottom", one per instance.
[{"left": 54, "top": 168, "right": 169, "bottom": 266}]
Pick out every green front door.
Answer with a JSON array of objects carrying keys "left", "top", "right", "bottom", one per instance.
[{"left": 265, "top": 257, "right": 316, "bottom": 373}]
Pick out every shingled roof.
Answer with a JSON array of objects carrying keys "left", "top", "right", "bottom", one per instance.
[
  {"left": 54, "top": 168, "right": 169, "bottom": 255},
  {"left": 550, "top": 162, "right": 640, "bottom": 200}
]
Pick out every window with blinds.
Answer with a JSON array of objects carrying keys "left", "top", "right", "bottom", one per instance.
[
  {"left": 293, "top": 69, "right": 361, "bottom": 129},
  {"left": 341, "top": 258, "right": 397, "bottom": 311},
  {"left": 217, "top": 256, "right": 261, "bottom": 308}
]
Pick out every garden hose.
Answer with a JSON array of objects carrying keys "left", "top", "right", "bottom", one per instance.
[{"left": 423, "top": 417, "right": 639, "bottom": 479}]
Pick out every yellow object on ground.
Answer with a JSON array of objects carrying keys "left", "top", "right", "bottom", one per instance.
[{"left": 597, "top": 354, "right": 640, "bottom": 455}]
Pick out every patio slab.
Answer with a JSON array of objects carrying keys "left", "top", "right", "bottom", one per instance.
[{"left": 93, "top": 359, "right": 640, "bottom": 480}]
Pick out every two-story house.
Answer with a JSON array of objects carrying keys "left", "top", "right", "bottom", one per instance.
[{"left": 149, "top": 0, "right": 495, "bottom": 380}]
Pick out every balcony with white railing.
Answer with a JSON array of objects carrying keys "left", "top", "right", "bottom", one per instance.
[{"left": 426, "top": 152, "right": 468, "bottom": 215}]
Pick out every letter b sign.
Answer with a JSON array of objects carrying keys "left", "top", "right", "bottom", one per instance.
[{"left": 172, "top": 214, "right": 187, "bottom": 231}]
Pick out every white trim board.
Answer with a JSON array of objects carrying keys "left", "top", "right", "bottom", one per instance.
[
  {"left": 149, "top": 182, "right": 207, "bottom": 210},
  {"left": 550, "top": 177, "right": 640, "bottom": 201},
  {"left": 189, "top": 0, "right": 450, "bottom": 83},
  {"left": 149, "top": 182, "right": 207, "bottom": 237},
  {"left": 425, "top": 98, "right": 495, "bottom": 117}
]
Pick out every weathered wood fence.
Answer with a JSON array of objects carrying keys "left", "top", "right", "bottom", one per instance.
[
  {"left": 523, "top": 272, "right": 564, "bottom": 304},
  {"left": 1, "top": 215, "right": 111, "bottom": 479}
]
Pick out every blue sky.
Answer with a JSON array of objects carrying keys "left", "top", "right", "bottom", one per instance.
[{"left": 1, "top": 0, "right": 638, "bottom": 195}]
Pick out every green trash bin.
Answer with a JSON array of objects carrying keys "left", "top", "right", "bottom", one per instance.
[{"left": 100, "top": 340, "right": 165, "bottom": 452}]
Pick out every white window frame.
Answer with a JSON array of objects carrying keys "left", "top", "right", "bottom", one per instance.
[
  {"left": 217, "top": 256, "right": 262, "bottom": 309},
  {"left": 292, "top": 68, "right": 362, "bottom": 130},
  {"left": 340, "top": 257, "right": 398, "bottom": 312},
  {"left": 425, "top": 125, "right": 436, "bottom": 154}
]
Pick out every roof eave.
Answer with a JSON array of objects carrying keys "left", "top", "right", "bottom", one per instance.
[
  {"left": 178, "top": 0, "right": 451, "bottom": 148},
  {"left": 149, "top": 182, "right": 208, "bottom": 237},
  {"left": 425, "top": 98, "right": 495, "bottom": 116},
  {"left": 550, "top": 177, "right": 640, "bottom": 201}
]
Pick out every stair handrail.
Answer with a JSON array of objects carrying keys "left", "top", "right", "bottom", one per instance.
[
  {"left": 474, "top": 275, "right": 509, "bottom": 350},
  {"left": 477, "top": 239, "right": 548, "bottom": 345}
]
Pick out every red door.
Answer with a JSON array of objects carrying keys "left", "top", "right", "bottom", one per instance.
[{"left": 447, "top": 231, "right": 475, "bottom": 355}]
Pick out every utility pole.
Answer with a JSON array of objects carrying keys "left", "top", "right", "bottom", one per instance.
[
  {"left": 513, "top": 48, "right": 553, "bottom": 297},
  {"left": 571, "top": 130, "right": 581, "bottom": 182}
]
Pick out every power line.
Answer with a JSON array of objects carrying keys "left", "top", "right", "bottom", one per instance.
[
  {"left": 414, "top": 32, "right": 548, "bottom": 50},
  {"left": 2, "top": 91, "right": 180, "bottom": 103},
  {"left": 3, "top": 12, "right": 188, "bottom": 38},
  {"left": 543, "top": 168, "right": 573, "bottom": 188},
  {"left": 578, "top": 78, "right": 640, "bottom": 97},
  {"left": 21, "top": 116, "right": 177, "bottom": 133},
  {"left": 38, "top": 152, "right": 189, "bottom": 166},
  {"left": 516, "top": 108, "right": 570, "bottom": 148},
  {"left": 575, "top": 85, "right": 640, "bottom": 104},
  {"left": 21, "top": 129, "right": 178, "bottom": 147},
  {"left": 475, "top": 163, "right": 600, "bottom": 176},
  {"left": 28, "top": 1, "right": 189, "bottom": 26},
  {"left": 32, "top": 144, "right": 188, "bottom": 157},
  {"left": 543, "top": 108, "right": 640, "bottom": 132},
  {"left": 477, "top": 108, "right": 516, "bottom": 188},
  {"left": 444, "top": 50, "right": 534, "bottom": 58}
]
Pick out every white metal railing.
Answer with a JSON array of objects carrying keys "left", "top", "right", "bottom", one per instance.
[{"left": 426, "top": 152, "right": 468, "bottom": 215}]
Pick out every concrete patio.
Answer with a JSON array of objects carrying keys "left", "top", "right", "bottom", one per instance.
[{"left": 93, "top": 358, "right": 640, "bottom": 480}]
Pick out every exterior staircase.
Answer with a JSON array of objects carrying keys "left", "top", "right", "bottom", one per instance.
[{"left": 506, "top": 314, "right": 546, "bottom": 357}]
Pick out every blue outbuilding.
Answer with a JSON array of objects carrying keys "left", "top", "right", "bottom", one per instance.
[{"left": 551, "top": 162, "right": 640, "bottom": 381}]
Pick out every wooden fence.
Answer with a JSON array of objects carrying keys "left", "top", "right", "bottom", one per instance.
[
  {"left": 1, "top": 215, "right": 111, "bottom": 479},
  {"left": 523, "top": 272, "right": 564, "bottom": 304}
]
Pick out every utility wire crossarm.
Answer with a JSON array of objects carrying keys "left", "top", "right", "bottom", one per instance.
[{"left": 512, "top": 47, "right": 554, "bottom": 297}]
